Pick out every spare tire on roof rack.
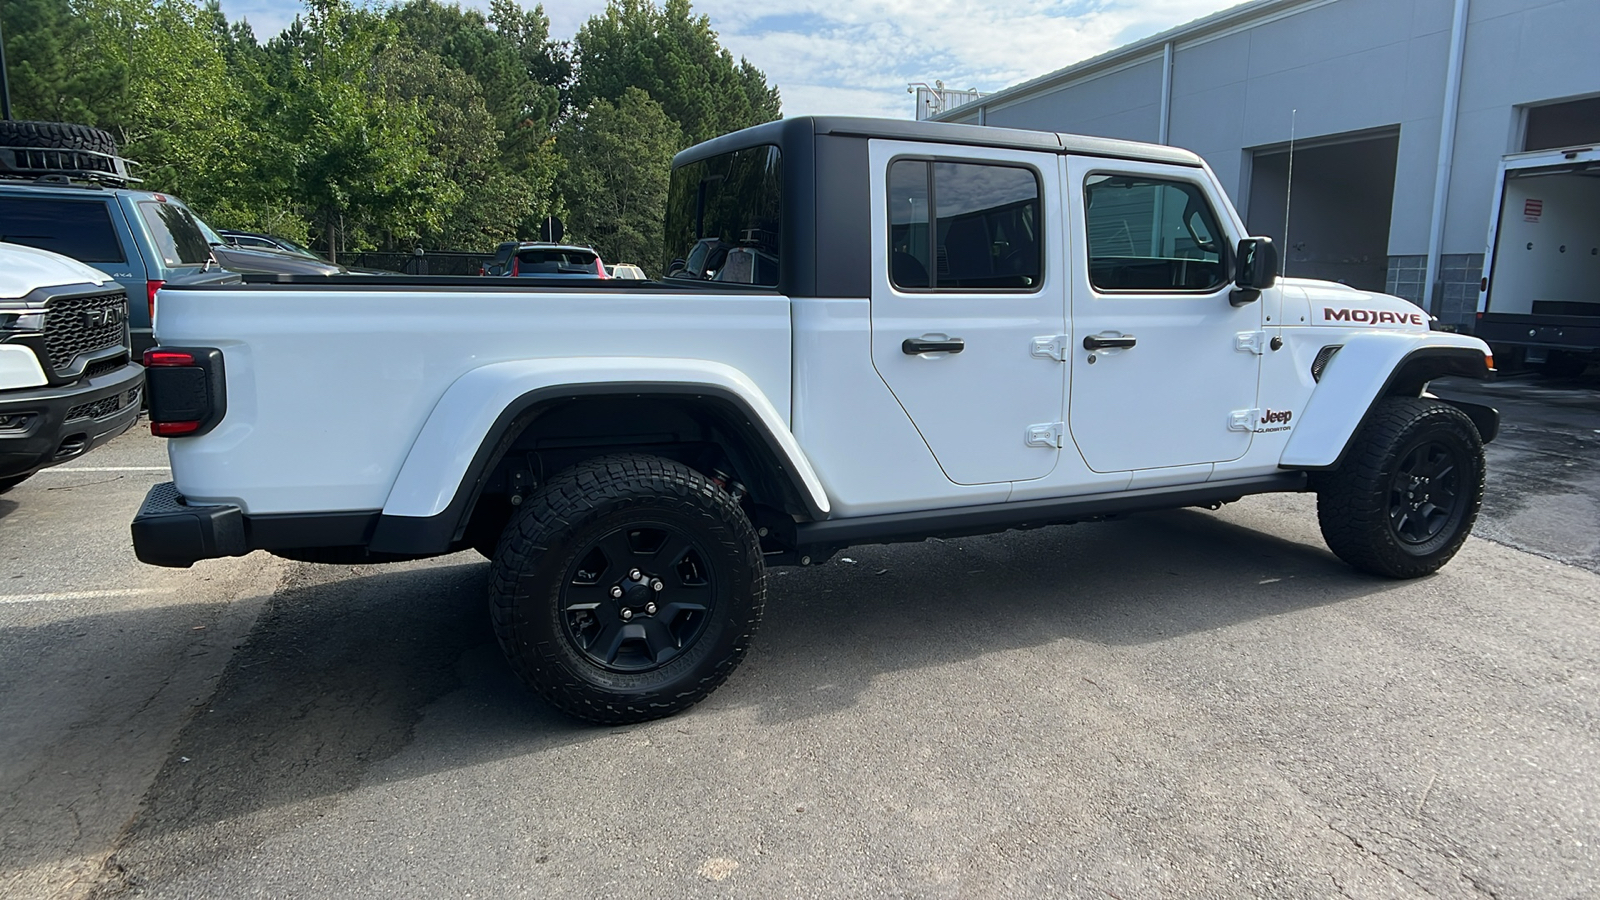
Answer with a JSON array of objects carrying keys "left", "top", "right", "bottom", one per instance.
[{"left": 0, "top": 120, "right": 135, "bottom": 186}]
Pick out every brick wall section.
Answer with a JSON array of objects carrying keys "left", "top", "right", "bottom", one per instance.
[
  {"left": 1385, "top": 254, "right": 1426, "bottom": 305},
  {"left": 1385, "top": 253, "right": 1483, "bottom": 330}
]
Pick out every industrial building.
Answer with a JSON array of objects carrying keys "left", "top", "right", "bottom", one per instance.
[{"left": 934, "top": 0, "right": 1599, "bottom": 346}]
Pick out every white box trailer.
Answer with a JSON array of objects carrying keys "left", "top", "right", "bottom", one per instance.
[{"left": 1476, "top": 145, "right": 1600, "bottom": 375}]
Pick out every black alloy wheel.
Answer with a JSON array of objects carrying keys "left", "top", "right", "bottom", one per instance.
[
  {"left": 1387, "top": 438, "right": 1464, "bottom": 546},
  {"left": 1317, "top": 397, "right": 1485, "bottom": 579},
  {"left": 560, "top": 523, "right": 716, "bottom": 673},
  {"left": 488, "top": 454, "right": 765, "bottom": 724}
]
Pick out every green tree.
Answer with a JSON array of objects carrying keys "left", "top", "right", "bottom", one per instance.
[
  {"left": 0, "top": 0, "right": 103, "bottom": 124},
  {"left": 258, "top": 1, "right": 450, "bottom": 258},
  {"left": 558, "top": 88, "right": 680, "bottom": 272},
  {"left": 374, "top": 38, "right": 559, "bottom": 248},
  {"left": 572, "top": 0, "right": 779, "bottom": 146}
]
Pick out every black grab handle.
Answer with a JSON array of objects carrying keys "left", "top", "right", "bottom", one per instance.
[
  {"left": 1082, "top": 334, "right": 1137, "bottom": 351},
  {"left": 902, "top": 337, "right": 966, "bottom": 355}
]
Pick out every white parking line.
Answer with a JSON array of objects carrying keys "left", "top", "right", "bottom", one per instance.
[
  {"left": 36, "top": 466, "right": 170, "bottom": 473},
  {"left": 0, "top": 588, "right": 171, "bottom": 605}
]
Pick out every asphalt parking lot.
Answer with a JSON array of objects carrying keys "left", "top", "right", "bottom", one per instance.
[{"left": 2, "top": 373, "right": 1597, "bottom": 899}]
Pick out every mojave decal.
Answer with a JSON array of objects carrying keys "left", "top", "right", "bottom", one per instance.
[{"left": 1323, "top": 307, "right": 1427, "bottom": 327}]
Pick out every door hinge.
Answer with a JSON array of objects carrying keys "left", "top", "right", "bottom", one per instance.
[
  {"left": 1031, "top": 335, "right": 1069, "bottom": 362},
  {"left": 1235, "top": 331, "right": 1268, "bottom": 355},
  {"left": 1026, "top": 421, "right": 1065, "bottom": 448},
  {"left": 1228, "top": 409, "right": 1261, "bottom": 432}
]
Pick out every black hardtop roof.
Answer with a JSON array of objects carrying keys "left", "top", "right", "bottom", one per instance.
[{"left": 672, "top": 116, "right": 1203, "bottom": 169}]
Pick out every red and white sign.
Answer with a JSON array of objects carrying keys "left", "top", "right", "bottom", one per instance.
[{"left": 1524, "top": 198, "right": 1543, "bottom": 223}]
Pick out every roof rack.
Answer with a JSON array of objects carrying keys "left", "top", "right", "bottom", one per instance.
[{"left": 0, "top": 144, "right": 139, "bottom": 187}]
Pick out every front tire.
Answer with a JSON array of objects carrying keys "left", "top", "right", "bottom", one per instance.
[
  {"left": 1316, "top": 397, "right": 1485, "bottom": 579},
  {"left": 488, "top": 454, "right": 765, "bottom": 724}
]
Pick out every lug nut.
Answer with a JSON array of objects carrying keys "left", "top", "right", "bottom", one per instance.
[
  {"left": 610, "top": 586, "right": 623, "bottom": 599},
  {"left": 645, "top": 602, "right": 658, "bottom": 615},
  {"left": 651, "top": 579, "right": 664, "bottom": 592},
  {"left": 621, "top": 608, "right": 634, "bottom": 621},
  {"left": 629, "top": 568, "right": 642, "bottom": 581}
]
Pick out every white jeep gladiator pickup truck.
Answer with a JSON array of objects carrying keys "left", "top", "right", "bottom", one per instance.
[{"left": 132, "top": 117, "right": 1498, "bottom": 724}]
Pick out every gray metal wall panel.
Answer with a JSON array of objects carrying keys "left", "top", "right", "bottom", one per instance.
[
  {"left": 984, "top": 58, "right": 1165, "bottom": 144},
  {"left": 951, "top": 0, "right": 1596, "bottom": 269}
]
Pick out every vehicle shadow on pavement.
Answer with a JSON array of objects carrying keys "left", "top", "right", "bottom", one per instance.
[
  {"left": 739, "top": 507, "right": 1383, "bottom": 724},
  {"left": 89, "top": 508, "right": 1401, "bottom": 883}
]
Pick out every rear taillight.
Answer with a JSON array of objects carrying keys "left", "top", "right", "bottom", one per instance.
[
  {"left": 151, "top": 420, "right": 201, "bottom": 437},
  {"left": 143, "top": 347, "right": 226, "bottom": 438},
  {"left": 510, "top": 257, "right": 519, "bottom": 276},
  {"left": 143, "top": 349, "right": 195, "bottom": 368},
  {"left": 146, "top": 279, "right": 165, "bottom": 320},
  {"left": 595, "top": 259, "right": 607, "bottom": 278}
]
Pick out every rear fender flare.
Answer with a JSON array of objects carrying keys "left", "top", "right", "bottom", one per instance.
[
  {"left": 368, "top": 358, "right": 829, "bottom": 554},
  {"left": 1280, "top": 332, "right": 1493, "bottom": 470}
]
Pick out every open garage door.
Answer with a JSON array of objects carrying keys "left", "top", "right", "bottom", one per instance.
[{"left": 1246, "top": 129, "right": 1399, "bottom": 292}]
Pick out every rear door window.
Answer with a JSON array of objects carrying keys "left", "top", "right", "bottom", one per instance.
[
  {"left": 888, "top": 159, "right": 1043, "bottom": 291},
  {"left": 0, "top": 196, "right": 127, "bottom": 263},
  {"left": 136, "top": 200, "right": 213, "bottom": 267}
]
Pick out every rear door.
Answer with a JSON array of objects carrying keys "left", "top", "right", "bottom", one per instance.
[
  {"left": 1065, "top": 157, "right": 1260, "bottom": 472},
  {"left": 869, "top": 139, "right": 1065, "bottom": 486}
]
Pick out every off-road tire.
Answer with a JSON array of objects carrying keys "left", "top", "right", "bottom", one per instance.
[
  {"left": 1316, "top": 397, "right": 1484, "bottom": 578},
  {"left": 0, "top": 120, "right": 118, "bottom": 155},
  {"left": 488, "top": 453, "right": 766, "bottom": 724},
  {"left": 0, "top": 473, "right": 32, "bottom": 494}
]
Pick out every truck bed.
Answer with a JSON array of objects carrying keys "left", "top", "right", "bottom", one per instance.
[{"left": 155, "top": 279, "right": 793, "bottom": 515}]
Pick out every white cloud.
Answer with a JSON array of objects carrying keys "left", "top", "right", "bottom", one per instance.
[{"left": 215, "top": 0, "right": 1244, "bottom": 118}]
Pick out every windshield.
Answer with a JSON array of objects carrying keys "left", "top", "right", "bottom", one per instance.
[
  {"left": 276, "top": 237, "right": 325, "bottom": 260},
  {"left": 137, "top": 200, "right": 213, "bottom": 267},
  {"left": 663, "top": 145, "right": 781, "bottom": 287}
]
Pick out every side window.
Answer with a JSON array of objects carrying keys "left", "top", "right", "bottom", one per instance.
[
  {"left": 888, "top": 159, "right": 1042, "bottom": 291},
  {"left": 136, "top": 200, "right": 213, "bottom": 267},
  {"left": 1084, "top": 175, "right": 1227, "bottom": 292},
  {"left": 0, "top": 197, "right": 126, "bottom": 264}
]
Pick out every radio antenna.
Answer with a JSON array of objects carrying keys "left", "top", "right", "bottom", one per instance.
[{"left": 1282, "top": 108, "right": 1297, "bottom": 278}]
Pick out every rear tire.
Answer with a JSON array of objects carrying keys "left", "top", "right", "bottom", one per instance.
[
  {"left": 487, "top": 454, "right": 765, "bottom": 724},
  {"left": 0, "top": 473, "right": 32, "bottom": 494},
  {"left": 1316, "top": 397, "right": 1484, "bottom": 579}
]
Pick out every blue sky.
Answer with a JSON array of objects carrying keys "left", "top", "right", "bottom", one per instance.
[{"left": 215, "top": 0, "right": 1244, "bottom": 118}]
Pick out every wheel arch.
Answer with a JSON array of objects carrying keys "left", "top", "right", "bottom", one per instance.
[
  {"left": 1280, "top": 333, "right": 1495, "bottom": 471},
  {"left": 368, "top": 360, "right": 829, "bottom": 555}
]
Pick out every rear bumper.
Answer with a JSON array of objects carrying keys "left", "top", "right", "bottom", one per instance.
[
  {"left": 1476, "top": 314, "right": 1600, "bottom": 354},
  {"left": 131, "top": 482, "right": 381, "bottom": 567},
  {"left": 131, "top": 482, "right": 247, "bottom": 567},
  {"left": 0, "top": 362, "right": 144, "bottom": 479}
]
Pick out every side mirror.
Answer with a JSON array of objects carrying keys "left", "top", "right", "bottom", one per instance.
[{"left": 1231, "top": 237, "right": 1279, "bottom": 306}]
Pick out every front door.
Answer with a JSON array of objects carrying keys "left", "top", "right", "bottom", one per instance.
[
  {"left": 869, "top": 140, "right": 1066, "bottom": 485},
  {"left": 1065, "top": 157, "right": 1261, "bottom": 473}
]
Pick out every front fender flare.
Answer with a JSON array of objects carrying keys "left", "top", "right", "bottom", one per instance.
[
  {"left": 367, "top": 358, "right": 829, "bottom": 554},
  {"left": 1280, "top": 331, "right": 1492, "bottom": 470}
]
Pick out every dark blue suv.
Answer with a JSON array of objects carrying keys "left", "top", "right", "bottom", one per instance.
[{"left": 0, "top": 180, "right": 238, "bottom": 356}]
